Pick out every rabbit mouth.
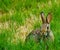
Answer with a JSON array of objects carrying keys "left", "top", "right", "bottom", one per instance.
[{"left": 43, "top": 31, "right": 50, "bottom": 38}]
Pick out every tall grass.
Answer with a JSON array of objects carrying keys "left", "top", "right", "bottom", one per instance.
[{"left": 0, "top": 0, "right": 60, "bottom": 50}]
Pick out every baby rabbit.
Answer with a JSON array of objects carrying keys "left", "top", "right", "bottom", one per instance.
[{"left": 25, "top": 12, "right": 54, "bottom": 43}]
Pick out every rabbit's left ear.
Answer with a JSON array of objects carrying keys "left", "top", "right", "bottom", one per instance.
[
  {"left": 40, "top": 12, "right": 46, "bottom": 23},
  {"left": 46, "top": 13, "right": 52, "bottom": 23}
]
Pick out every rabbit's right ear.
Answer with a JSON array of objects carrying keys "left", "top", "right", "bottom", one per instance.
[
  {"left": 46, "top": 13, "right": 52, "bottom": 24},
  {"left": 40, "top": 12, "right": 46, "bottom": 23}
]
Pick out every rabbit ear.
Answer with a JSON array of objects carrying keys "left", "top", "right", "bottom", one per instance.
[
  {"left": 46, "top": 13, "right": 52, "bottom": 23},
  {"left": 40, "top": 12, "right": 46, "bottom": 23}
]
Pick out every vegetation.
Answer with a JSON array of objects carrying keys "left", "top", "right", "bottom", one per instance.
[{"left": 0, "top": 0, "right": 60, "bottom": 50}]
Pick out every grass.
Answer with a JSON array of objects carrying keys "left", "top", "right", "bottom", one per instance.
[{"left": 0, "top": 0, "right": 60, "bottom": 50}]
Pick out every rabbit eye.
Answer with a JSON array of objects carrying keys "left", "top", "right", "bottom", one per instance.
[{"left": 47, "top": 26, "right": 49, "bottom": 29}]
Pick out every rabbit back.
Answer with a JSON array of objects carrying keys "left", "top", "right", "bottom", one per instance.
[{"left": 25, "top": 29, "right": 41, "bottom": 42}]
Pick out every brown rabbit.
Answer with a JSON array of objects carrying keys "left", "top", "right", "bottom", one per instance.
[{"left": 25, "top": 12, "right": 54, "bottom": 43}]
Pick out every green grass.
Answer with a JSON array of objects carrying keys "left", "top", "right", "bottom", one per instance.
[{"left": 0, "top": 0, "right": 60, "bottom": 50}]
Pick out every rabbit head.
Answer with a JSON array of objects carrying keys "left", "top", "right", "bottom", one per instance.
[{"left": 40, "top": 12, "right": 52, "bottom": 37}]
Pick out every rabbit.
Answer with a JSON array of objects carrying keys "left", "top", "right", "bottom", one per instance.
[{"left": 25, "top": 12, "right": 54, "bottom": 43}]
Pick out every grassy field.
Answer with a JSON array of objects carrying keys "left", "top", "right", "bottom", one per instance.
[{"left": 0, "top": 0, "right": 60, "bottom": 50}]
